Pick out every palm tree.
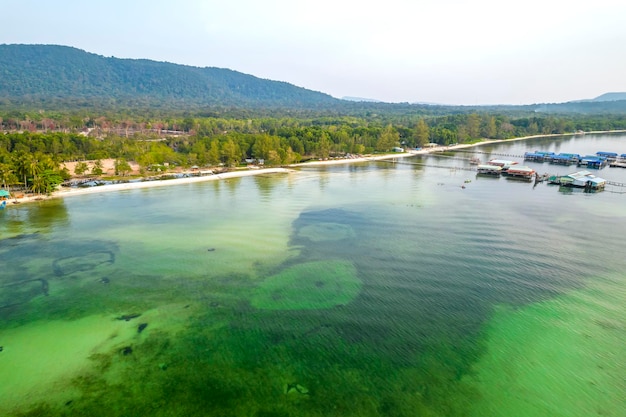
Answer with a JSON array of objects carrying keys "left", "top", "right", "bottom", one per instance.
[
  {"left": 29, "top": 156, "right": 43, "bottom": 183},
  {"left": 30, "top": 174, "right": 46, "bottom": 196},
  {"left": 12, "top": 151, "right": 31, "bottom": 189},
  {"left": 0, "top": 163, "right": 14, "bottom": 190}
]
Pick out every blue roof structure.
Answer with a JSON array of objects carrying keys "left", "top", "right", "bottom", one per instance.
[{"left": 596, "top": 151, "right": 618, "bottom": 157}]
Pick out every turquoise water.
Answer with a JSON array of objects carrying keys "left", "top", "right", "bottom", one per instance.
[{"left": 1, "top": 133, "right": 625, "bottom": 416}]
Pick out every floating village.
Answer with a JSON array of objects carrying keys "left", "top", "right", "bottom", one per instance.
[{"left": 471, "top": 150, "right": 626, "bottom": 191}]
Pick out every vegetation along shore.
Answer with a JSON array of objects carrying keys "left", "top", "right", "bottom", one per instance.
[
  {"left": 2, "top": 45, "right": 626, "bottom": 207},
  {"left": 2, "top": 127, "right": 624, "bottom": 207}
]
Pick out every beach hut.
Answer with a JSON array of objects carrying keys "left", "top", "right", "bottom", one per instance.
[{"left": 0, "top": 189, "right": 10, "bottom": 200}]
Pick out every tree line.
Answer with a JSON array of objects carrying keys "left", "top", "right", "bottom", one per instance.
[{"left": 1, "top": 111, "right": 625, "bottom": 195}]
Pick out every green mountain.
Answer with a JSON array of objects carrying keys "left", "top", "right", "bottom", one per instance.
[
  {"left": 1, "top": 44, "right": 624, "bottom": 116},
  {"left": 0, "top": 44, "right": 339, "bottom": 109}
]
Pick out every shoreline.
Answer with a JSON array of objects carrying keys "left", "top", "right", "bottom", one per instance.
[
  {"left": 3, "top": 129, "right": 624, "bottom": 207},
  {"left": 4, "top": 168, "right": 295, "bottom": 206}
]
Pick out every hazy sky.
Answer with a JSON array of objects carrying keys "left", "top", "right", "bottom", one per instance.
[{"left": 3, "top": 0, "right": 625, "bottom": 105}]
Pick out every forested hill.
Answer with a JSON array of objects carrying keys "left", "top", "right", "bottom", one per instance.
[{"left": 0, "top": 44, "right": 339, "bottom": 109}]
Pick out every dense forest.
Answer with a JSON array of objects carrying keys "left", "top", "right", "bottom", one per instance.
[{"left": 0, "top": 44, "right": 338, "bottom": 110}]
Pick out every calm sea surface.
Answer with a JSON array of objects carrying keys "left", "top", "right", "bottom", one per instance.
[{"left": 1, "top": 133, "right": 625, "bottom": 416}]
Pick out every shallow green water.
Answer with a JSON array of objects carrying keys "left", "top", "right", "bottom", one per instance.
[{"left": 1, "top": 134, "right": 625, "bottom": 416}]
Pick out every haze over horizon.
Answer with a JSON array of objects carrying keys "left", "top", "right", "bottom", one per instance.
[{"left": 3, "top": 0, "right": 625, "bottom": 106}]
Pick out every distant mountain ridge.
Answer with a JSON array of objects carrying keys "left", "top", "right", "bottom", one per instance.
[
  {"left": 589, "top": 92, "right": 626, "bottom": 102},
  {"left": 566, "top": 92, "right": 626, "bottom": 103},
  {"left": 1, "top": 44, "right": 624, "bottom": 115},
  {"left": 535, "top": 91, "right": 626, "bottom": 114},
  {"left": 341, "top": 96, "right": 383, "bottom": 103},
  {"left": 0, "top": 44, "right": 339, "bottom": 109}
]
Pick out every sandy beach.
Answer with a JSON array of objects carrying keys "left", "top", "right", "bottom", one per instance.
[
  {"left": 3, "top": 130, "right": 622, "bottom": 207},
  {"left": 3, "top": 168, "right": 295, "bottom": 206}
]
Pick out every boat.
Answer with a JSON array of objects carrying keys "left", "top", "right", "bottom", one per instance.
[{"left": 0, "top": 201, "right": 6, "bottom": 210}]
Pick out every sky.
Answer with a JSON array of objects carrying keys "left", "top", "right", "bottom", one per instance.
[{"left": 2, "top": 0, "right": 626, "bottom": 105}]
